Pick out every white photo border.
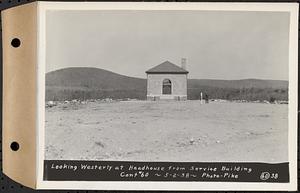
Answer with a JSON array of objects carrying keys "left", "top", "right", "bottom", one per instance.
[{"left": 36, "top": 1, "right": 298, "bottom": 190}]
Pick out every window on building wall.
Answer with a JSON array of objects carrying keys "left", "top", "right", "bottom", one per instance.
[{"left": 162, "top": 79, "right": 172, "bottom": 94}]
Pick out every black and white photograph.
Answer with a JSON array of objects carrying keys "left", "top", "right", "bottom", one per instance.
[
  {"left": 37, "top": 2, "right": 298, "bottom": 190},
  {"left": 45, "top": 9, "right": 290, "bottom": 162}
]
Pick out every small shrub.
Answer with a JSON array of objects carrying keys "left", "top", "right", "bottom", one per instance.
[{"left": 269, "top": 96, "right": 276, "bottom": 103}]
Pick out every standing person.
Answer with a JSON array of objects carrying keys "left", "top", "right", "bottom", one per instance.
[{"left": 200, "top": 92, "right": 203, "bottom": 104}]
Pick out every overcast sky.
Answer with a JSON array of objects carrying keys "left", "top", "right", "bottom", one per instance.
[{"left": 46, "top": 10, "right": 290, "bottom": 80}]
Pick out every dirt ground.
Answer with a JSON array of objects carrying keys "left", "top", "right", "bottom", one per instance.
[{"left": 45, "top": 100, "right": 288, "bottom": 162}]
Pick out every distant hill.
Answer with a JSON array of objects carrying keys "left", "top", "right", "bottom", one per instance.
[
  {"left": 46, "top": 67, "right": 146, "bottom": 90},
  {"left": 46, "top": 67, "right": 288, "bottom": 101},
  {"left": 46, "top": 67, "right": 147, "bottom": 101},
  {"left": 187, "top": 79, "right": 288, "bottom": 101},
  {"left": 188, "top": 79, "right": 287, "bottom": 89}
]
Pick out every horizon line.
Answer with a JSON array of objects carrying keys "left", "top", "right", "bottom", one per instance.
[{"left": 46, "top": 66, "right": 289, "bottom": 82}]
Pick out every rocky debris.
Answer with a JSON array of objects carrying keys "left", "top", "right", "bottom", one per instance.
[{"left": 46, "top": 101, "right": 57, "bottom": 108}]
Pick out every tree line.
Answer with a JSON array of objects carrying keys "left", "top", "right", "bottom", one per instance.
[
  {"left": 46, "top": 86, "right": 288, "bottom": 102},
  {"left": 187, "top": 86, "right": 288, "bottom": 102}
]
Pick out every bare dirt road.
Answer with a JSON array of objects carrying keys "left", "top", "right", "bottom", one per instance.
[{"left": 45, "top": 101, "right": 288, "bottom": 162}]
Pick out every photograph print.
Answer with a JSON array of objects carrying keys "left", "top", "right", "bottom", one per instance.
[{"left": 41, "top": 4, "right": 297, "bottom": 187}]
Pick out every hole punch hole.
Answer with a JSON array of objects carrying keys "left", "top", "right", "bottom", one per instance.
[
  {"left": 10, "top": 142, "right": 19, "bottom": 151},
  {"left": 11, "top": 38, "right": 21, "bottom": 48}
]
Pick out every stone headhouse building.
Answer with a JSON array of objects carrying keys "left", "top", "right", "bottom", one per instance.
[{"left": 146, "top": 61, "right": 189, "bottom": 101}]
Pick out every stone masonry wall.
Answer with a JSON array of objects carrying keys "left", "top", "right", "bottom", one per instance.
[{"left": 147, "top": 74, "right": 187, "bottom": 100}]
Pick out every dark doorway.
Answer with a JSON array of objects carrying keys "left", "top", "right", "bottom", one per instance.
[{"left": 162, "top": 79, "right": 172, "bottom": 94}]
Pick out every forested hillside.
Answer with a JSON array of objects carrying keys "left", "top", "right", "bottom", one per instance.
[{"left": 46, "top": 67, "right": 288, "bottom": 102}]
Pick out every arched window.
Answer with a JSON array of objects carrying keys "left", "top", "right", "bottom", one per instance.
[{"left": 162, "top": 79, "right": 172, "bottom": 94}]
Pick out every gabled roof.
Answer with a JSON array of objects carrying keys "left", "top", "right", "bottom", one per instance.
[{"left": 146, "top": 61, "right": 189, "bottom": 74}]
